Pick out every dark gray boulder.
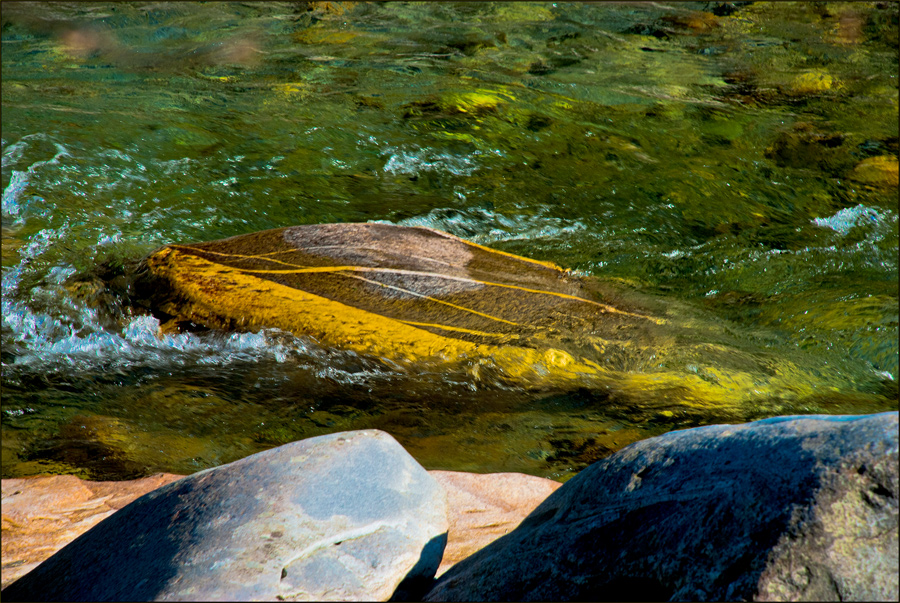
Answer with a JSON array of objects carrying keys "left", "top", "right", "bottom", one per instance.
[
  {"left": 2, "top": 429, "right": 448, "bottom": 602},
  {"left": 425, "top": 412, "right": 899, "bottom": 602}
]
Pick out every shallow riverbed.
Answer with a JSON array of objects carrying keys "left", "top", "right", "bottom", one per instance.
[{"left": 2, "top": 1, "right": 897, "bottom": 481}]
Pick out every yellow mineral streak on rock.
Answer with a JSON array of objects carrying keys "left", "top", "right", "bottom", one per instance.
[
  {"left": 148, "top": 247, "right": 479, "bottom": 364},
  {"left": 396, "top": 319, "right": 518, "bottom": 340},
  {"left": 146, "top": 247, "right": 746, "bottom": 398},
  {"left": 450, "top": 234, "right": 562, "bottom": 272}
]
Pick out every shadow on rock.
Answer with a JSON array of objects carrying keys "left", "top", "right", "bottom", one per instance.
[{"left": 424, "top": 412, "right": 899, "bottom": 602}]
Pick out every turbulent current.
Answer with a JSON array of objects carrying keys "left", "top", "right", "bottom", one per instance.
[{"left": 2, "top": 2, "right": 897, "bottom": 481}]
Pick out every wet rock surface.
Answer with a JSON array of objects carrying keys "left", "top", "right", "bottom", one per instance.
[
  {"left": 2, "top": 430, "right": 448, "bottom": 602},
  {"left": 425, "top": 412, "right": 899, "bottom": 602}
]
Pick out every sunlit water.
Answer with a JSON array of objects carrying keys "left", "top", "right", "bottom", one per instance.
[{"left": 2, "top": 2, "right": 897, "bottom": 481}]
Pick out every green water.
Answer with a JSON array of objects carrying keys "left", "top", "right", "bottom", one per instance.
[{"left": 2, "top": 1, "right": 897, "bottom": 482}]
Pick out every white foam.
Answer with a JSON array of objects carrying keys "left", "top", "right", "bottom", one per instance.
[
  {"left": 2, "top": 301, "right": 317, "bottom": 373},
  {"left": 383, "top": 146, "right": 480, "bottom": 177},
  {"left": 3, "top": 135, "right": 71, "bottom": 230},
  {"left": 1, "top": 170, "right": 29, "bottom": 220},
  {"left": 812, "top": 204, "right": 883, "bottom": 236},
  {"left": 386, "top": 206, "right": 586, "bottom": 245}
]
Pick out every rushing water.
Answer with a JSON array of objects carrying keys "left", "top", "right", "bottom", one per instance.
[{"left": 2, "top": 2, "right": 898, "bottom": 481}]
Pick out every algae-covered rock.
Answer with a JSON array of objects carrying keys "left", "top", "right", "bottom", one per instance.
[
  {"left": 765, "top": 123, "right": 855, "bottom": 175},
  {"left": 787, "top": 69, "right": 841, "bottom": 95},
  {"left": 132, "top": 222, "right": 665, "bottom": 389},
  {"left": 849, "top": 155, "right": 899, "bottom": 188},
  {"left": 126, "top": 222, "right": 882, "bottom": 409}
]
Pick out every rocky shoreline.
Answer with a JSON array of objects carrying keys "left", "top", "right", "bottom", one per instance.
[
  {"left": 1, "top": 466, "right": 560, "bottom": 591},
  {"left": 2, "top": 412, "right": 897, "bottom": 601}
]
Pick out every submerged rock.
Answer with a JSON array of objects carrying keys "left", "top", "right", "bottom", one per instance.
[
  {"left": 425, "top": 412, "right": 899, "bottom": 602},
  {"left": 849, "top": 155, "right": 899, "bottom": 188},
  {"left": 2, "top": 430, "right": 448, "bottom": 602},
  {"left": 121, "top": 222, "right": 877, "bottom": 411},
  {"left": 765, "top": 123, "right": 855, "bottom": 175},
  {"left": 132, "top": 222, "right": 661, "bottom": 389}
]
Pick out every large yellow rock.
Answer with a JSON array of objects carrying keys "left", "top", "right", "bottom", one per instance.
[
  {"left": 136, "top": 223, "right": 664, "bottom": 388},
  {"left": 131, "top": 223, "right": 858, "bottom": 408}
]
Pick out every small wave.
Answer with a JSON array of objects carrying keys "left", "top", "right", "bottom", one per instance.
[
  {"left": 2, "top": 133, "right": 70, "bottom": 170},
  {"left": 811, "top": 204, "right": 885, "bottom": 236},
  {"left": 382, "top": 146, "right": 481, "bottom": 177},
  {"left": 387, "top": 207, "right": 586, "bottom": 245},
  {"left": 2, "top": 134, "right": 71, "bottom": 228},
  {"left": 2, "top": 303, "right": 315, "bottom": 374}
]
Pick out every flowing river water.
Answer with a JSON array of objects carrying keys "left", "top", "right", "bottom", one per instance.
[{"left": 2, "top": 2, "right": 898, "bottom": 481}]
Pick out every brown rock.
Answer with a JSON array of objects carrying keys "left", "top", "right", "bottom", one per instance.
[
  {"left": 1, "top": 473, "right": 183, "bottom": 588},
  {"left": 765, "top": 123, "right": 854, "bottom": 175},
  {"left": 430, "top": 471, "right": 562, "bottom": 576}
]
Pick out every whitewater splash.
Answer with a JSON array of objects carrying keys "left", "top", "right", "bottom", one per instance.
[
  {"left": 1, "top": 137, "right": 582, "bottom": 381},
  {"left": 812, "top": 204, "right": 891, "bottom": 237},
  {"left": 1, "top": 137, "right": 323, "bottom": 375},
  {"left": 389, "top": 206, "right": 587, "bottom": 246}
]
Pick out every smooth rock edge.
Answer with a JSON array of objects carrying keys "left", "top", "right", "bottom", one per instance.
[
  {"left": 2, "top": 429, "right": 448, "bottom": 602},
  {"left": 425, "top": 412, "right": 899, "bottom": 602}
]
